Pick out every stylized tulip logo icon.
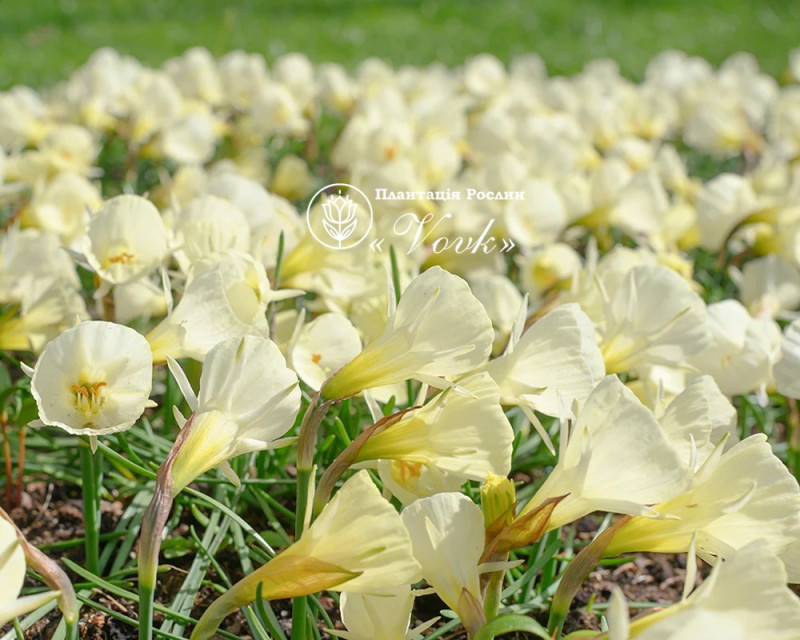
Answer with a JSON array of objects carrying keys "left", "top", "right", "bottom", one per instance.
[
  {"left": 322, "top": 193, "right": 358, "bottom": 248},
  {"left": 307, "top": 183, "right": 373, "bottom": 250}
]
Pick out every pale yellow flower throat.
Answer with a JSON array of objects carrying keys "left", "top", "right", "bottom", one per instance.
[{"left": 71, "top": 381, "right": 107, "bottom": 417}]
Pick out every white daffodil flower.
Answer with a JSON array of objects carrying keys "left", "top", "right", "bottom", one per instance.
[
  {"left": 687, "top": 299, "right": 781, "bottom": 398},
  {"left": 354, "top": 372, "right": 513, "bottom": 502},
  {"left": 569, "top": 261, "right": 709, "bottom": 375},
  {"left": 147, "top": 252, "right": 300, "bottom": 363},
  {"left": 770, "top": 316, "right": 800, "bottom": 399},
  {"left": 168, "top": 335, "right": 301, "bottom": 492},
  {"left": 470, "top": 274, "right": 524, "bottom": 355},
  {"left": 84, "top": 194, "right": 168, "bottom": 284},
  {"left": 334, "top": 588, "right": 438, "bottom": 640},
  {"left": 171, "top": 194, "right": 250, "bottom": 272},
  {"left": 483, "top": 301, "right": 605, "bottom": 452},
  {"left": 604, "top": 434, "right": 800, "bottom": 582},
  {"left": 190, "top": 471, "right": 421, "bottom": 640},
  {"left": 738, "top": 254, "right": 800, "bottom": 319},
  {"left": 321, "top": 266, "right": 493, "bottom": 399},
  {"left": 522, "top": 375, "right": 690, "bottom": 530},
  {"left": 655, "top": 375, "right": 738, "bottom": 470},
  {"left": 401, "top": 492, "right": 487, "bottom": 637},
  {"left": 29, "top": 321, "right": 154, "bottom": 439},
  {"left": 289, "top": 312, "right": 363, "bottom": 391}
]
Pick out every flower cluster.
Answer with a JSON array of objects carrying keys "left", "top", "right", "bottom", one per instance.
[{"left": 2, "top": 45, "right": 800, "bottom": 640}]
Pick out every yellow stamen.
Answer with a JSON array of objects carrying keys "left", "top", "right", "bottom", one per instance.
[{"left": 71, "top": 381, "right": 107, "bottom": 416}]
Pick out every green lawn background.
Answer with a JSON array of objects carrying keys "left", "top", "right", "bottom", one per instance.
[{"left": 1, "top": 0, "right": 800, "bottom": 90}]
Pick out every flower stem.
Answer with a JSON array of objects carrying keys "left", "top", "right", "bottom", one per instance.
[
  {"left": 138, "top": 417, "right": 190, "bottom": 640},
  {"left": 139, "top": 472, "right": 175, "bottom": 640},
  {"left": 291, "top": 466, "right": 313, "bottom": 640},
  {"left": 65, "top": 619, "right": 79, "bottom": 640},
  {"left": 79, "top": 439, "right": 101, "bottom": 575},
  {"left": 483, "top": 569, "right": 504, "bottom": 621}
]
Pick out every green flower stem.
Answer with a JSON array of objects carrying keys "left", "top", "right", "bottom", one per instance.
[
  {"left": 138, "top": 414, "right": 194, "bottom": 640},
  {"left": 291, "top": 466, "right": 314, "bottom": 640},
  {"left": 483, "top": 568, "right": 505, "bottom": 621},
  {"left": 547, "top": 519, "right": 629, "bottom": 639},
  {"left": 138, "top": 476, "right": 174, "bottom": 640},
  {"left": 65, "top": 619, "right": 79, "bottom": 640},
  {"left": 79, "top": 439, "right": 101, "bottom": 575}
]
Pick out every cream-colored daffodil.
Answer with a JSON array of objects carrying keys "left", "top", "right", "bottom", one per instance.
[
  {"left": 483, "top": 302, "right": 605, "bottom": 452},
  {"left": 655, "top": 374, "right": 737, "bottom": 470},
  {"left": 353, "top": 372, "right": 513, "bottom": 502},
  {"left": 605, "top": 541, "right": 800, "bottom": 640},
  {"left": 401, "top": 492, "right": 487, "bottom": 637},
  {"left": 171, "top": 194, "right": 250, "bottom": 272},
  {"left": 603, "top": 434, "right": 800, "bottom": 581},
  {"left": 568, "top": 262, "right": 709, "bottom": 375},
  {"left": 168, "top": 334, "right": 301, "bottom": 493},
  {"left": 190, "top": 471, "right": 421, "bottom": 640},
  {"left": 521, "top": 375, "right": 690, "bottom": 530},
  {"left": 333, "top": 588, "right": 438, "bottom": 640},
  {"left": 470, "top": 274, "right": 524, "bottom": 355},
  {"left": 146, "top": 252, "right": 299, "bottom": 363},
  {"left": 687, "top": 299, "right": 781, "bottom": 398},
  {"left": 321, "top": 266, "right": 493, "bottom": 399},
  {"left": 84, "top": 194, "right": 168, "bottom": 284},
  {"left": 772, "top": 317, "right": 800, "bottom": 399},
  {"left": 289, "top": 312, "right": 363, "bottom": 391},
  {"left": 29, "top": 321, "right": 154, "bottom": 438}
]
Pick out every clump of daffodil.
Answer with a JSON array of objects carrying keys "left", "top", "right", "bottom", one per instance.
[
  {"left": 28, "top": 320, "right": 155, "bottom": 442},
  {"left": 190, "top": 471, "right": 422, "bottom": 640},
  {"left": 321, "top": 266, "right": 493, "bottom": 399},
  {"left": 138, "top": 335, "right": 300, "bottom": 638}
]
